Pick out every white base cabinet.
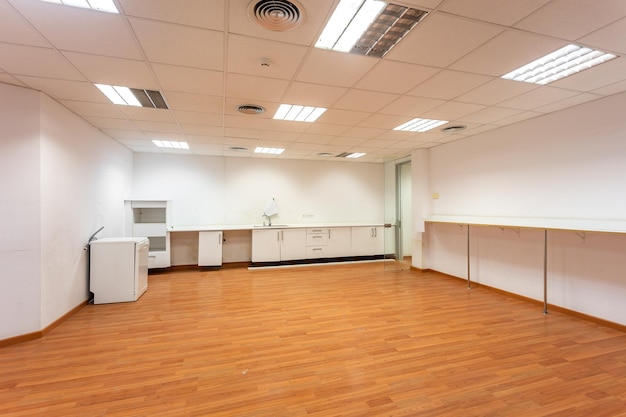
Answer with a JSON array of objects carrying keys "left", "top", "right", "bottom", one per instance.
[
  {"left": 351, "top": 226, "right": 384, "bottom": 256},
  {"left": 125, "top": 200, "right": 171, "bottom": 269},
  {"left": 198, "top": 231, "right": 223, "bottom": 266},
  {"left": 252, "top": 228, "right": 306, "bottom": 262}
]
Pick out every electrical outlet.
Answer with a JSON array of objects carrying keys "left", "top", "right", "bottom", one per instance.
[{"left": 302, "top": 213, "right": 314, "bottom": 218}]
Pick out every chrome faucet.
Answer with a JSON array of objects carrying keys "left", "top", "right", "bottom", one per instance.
[{"left": 263, "top": 213, "right": 272, "bottom": 226}]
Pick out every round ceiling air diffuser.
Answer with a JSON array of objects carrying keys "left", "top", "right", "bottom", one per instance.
[
  {"left": 441, "top": 125, "right": 467, "bottom": 133},
  {"left": 247, "top": 0, "right": 304, "bottom": 31},
  {"left": 236, "top": 104, "right": 266, "bottom": 115}
]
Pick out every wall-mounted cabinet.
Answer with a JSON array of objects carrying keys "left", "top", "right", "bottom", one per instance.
[{"left": 125, "top": 200, "right": 171, "bottom": 269}]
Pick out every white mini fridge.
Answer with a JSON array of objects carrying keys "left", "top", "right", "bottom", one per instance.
[{"left": 89, "top": 237, "right": 149, "bottom": 304}]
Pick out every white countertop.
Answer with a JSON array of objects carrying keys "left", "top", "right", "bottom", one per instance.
[{"left": 168, "top": 223, "right": 388, "bottom": 232}]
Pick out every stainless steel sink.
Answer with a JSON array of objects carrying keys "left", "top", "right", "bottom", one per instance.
[{"left": 253, "top": 224, "right": 288, "bottom": 228}]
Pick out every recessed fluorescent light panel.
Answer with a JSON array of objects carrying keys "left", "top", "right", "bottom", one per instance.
[
  {"left": 254, "top": 147, "right": 285, "bottom": 154},
  {"left": 95, "top": 84, "right": 169, "bottom": 109},
  {"left": 38, "top": 0, "right": 119, "bottom": 13},
  {"left": 315, "top": 0, "right": 428, "bottom": 58},
  {"left": 152, "top": 140, "right": 189, "bottom": 150},
  {"left": 336, "top": 152, "right": 366, "bottom": 158},
  {"left": 273, "top": 104, "right": 327, "bottom": 122},
  {"left": 394, "top": 118, "right": 448, "bottom": 132},
  {"left": 502, "top": 44, "right": 617, "bottom": 85}
]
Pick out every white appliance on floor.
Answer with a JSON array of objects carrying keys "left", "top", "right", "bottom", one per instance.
[{"left": 89, "top": 237, "right": 149, "bottom": 304}]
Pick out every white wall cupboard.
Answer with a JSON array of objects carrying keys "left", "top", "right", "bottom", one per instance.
[{"left": 198, "top": 231, "right": 223, "bottom": 266}]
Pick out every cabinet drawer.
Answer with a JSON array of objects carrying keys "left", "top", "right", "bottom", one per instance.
[
  {"left": 307, "top": 228, "right": 329, "bottom": 234},
  {"left": 306, "top": 233, "right": 328, "bottom": 246},
  {"left": 307, "top": 246, "right": 328, "bottom": 258}
]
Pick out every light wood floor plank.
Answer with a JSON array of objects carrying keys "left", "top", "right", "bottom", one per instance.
[{"left": 1, "top": 263, "right": 626, "bottom": 416}]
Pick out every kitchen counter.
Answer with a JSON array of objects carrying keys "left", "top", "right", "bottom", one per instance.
[{"left": 168, "top": 223, "right": 387, "bottom": 232}]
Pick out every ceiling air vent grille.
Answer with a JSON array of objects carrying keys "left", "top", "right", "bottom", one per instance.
[
  {"left": 237, "top": 104, "right": 266, "bottom": 115},
  {"left": 248, "top": 0, "right": 304, "bottom": 31},
  {"left": 130, "top": 88, "right": 169, "bottom": 109}
]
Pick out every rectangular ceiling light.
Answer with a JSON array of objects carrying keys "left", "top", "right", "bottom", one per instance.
[
  {"left": 96, "top": 84, "right": 169, "bottom": 109},
  {"left": 502, "top": 44, "right": 617, "bottom": 85},
  {"left": 254, "top": 147, "right": 285, "bottom": 155},
  {"left": 152, "top": 140, "right": 189, "bottom": 150},
  {"left": 336, "top": 152, "right": 366, "bottom": 158},
  {"left": 394, "top": 118, "right": 448, "bottom": 132},
  {"left": 315, "top": 0, "right": 428, "bottom": 58},
  {"left": 39, "top": 0, "right": 119, "bottom": 13},
  {"left": 273, "top": 104, "right": 327, "bottom": 122}
]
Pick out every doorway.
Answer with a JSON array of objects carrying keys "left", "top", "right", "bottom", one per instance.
[{"left": 385, "top": 160, "right": 412, "bottom": 272}]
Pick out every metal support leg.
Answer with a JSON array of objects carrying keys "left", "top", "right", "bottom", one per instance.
[
  {"left": 543, "top": 229, "right": 548, "bottom": 314},
  {"left": 467, "top": 225, "right": 471, "bottom": 290}
]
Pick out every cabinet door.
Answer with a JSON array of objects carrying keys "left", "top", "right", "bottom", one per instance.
[
  {"left": 280, "top": 229, "right": 307, "bottom": 261},
  {"left": 351, "top": 226, "right": 381, "bottom": 256},
  {"left": 198, "top": 231, "right": 223, "bottom": 266},
  {"left": 327, "top": 227, "right": 352, "bottom": 257},
  {"left": 252, "top": 229, "right": 281, "bottom": 262}
]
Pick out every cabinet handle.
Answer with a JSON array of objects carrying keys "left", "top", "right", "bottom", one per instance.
[
  {"left": 218, "top": 232, "right": 222, "bottom": 245},
  {"left": 277, "top": 231, "right": 280, "bottom": 241},
  {"left": 374, "top": 228, "right": 377, "bottom": 238},
  {"left": 329, "top": 229, "right": 331, "bottom": 239},
  {"left": 313, "top": 248, "right": 322, "bottom": 251}
]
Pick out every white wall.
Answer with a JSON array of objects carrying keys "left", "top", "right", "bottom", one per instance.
[
  {"left": 0, "top": 83, "right": 133, "bottom": 340},
  {"left": 422, "top": 92, "right": 626, "bottom": 325},
  {"left": 0, "top": 84, "right": 42, "bottom": 340},
  {"left": 132, "top": 154, "right": 385, "bottom": 226},
  {"left": 39, "top": 94, "right": 132, "bottom": 329}
]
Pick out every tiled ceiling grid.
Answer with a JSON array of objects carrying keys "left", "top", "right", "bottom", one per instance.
[{"left": 0, "top": 0, "right": 625, "bottom": 162}]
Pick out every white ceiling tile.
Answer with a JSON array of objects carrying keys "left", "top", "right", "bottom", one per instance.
[
  {"left": 456, "top": 78, "right": 539, "bottom": 106},
  {"left": 386, "top": 12, "right": 503, "bottom": 67},
  {"left": 281, "top": 82, "right": 348, "bottom": 108},
  {"left": 333, "top": 89, "right": 399, "bottom": 113},
  {"left": 226, "top": 73, "right": 289, "bottom": 102},
  {"left": 223, "top": 127, "right": 263, "bottom": 139},
  {"left": 304, "top": 123, "right": 350, "bottom": 136},
  {"left": 342, "top": 126, "right": 387, "bottom": 139},
  {"left": 130, "top": 18, "right": 223, "bottom": 70},
  {"left": 515, "top": 0, "right": 626, "bottom": 40},
  {"left": 423, "top": 101, "right": 486, "bottom": 120},
  {"left": 101, "top": 129, "right": 148, "bottom": 139},
  {"left": 181, "top": 125, "right": 223, "bottom": 136},
  {"left": 497, "top": 86, "right": 581, "bottom": 111},
  {"left": 408, "top": 70, "right": 493, "bottom": 100},
  {"left": 579, "top": 17, "right": 626, "bottom": 55},
  {"left": 439, "top": 0, "right": 550, "bottom": 26},
  {"left": 0, "top": 44, "right": 83, "bottom": 80},
  {"left": 0, "top": 73, "right": 26, "bottom": 87},
  {"left": 358, "top": 114, "right": 412, "bottom": 129},
  {"left": 227, "top": 34, "right": 308, "bottom": 79},
  {"left": 262, "top": 131, "right": 300, "bottom": 141},
  {"left": 117, "top": 107, "right": 176, "bottom": 123},
  {"left": 533, "top": 93, "right": 603, "bottom": 113},
  {"left": 59, "top": 100, "right": 125, "bottom": 118},
  {"left": 164, "top": 92, "right": 223, "bottom": 113},
  {"left": 550, "top": 57, "right": 626, "bottom": 92},
  {"left": 134, "top": 121, "right": 182, "bottom": 134},
  {"left": 592, "top": 80, "right": 626, "bottom": 96},
  {"left": 379, "top": 96, "right": 445, "bottom": 117},
  {"left": 355, "top": 61, "right": 440, "bottom": 94},
  {"left": 224, "top": 114, "right": 270, "bottom": 130},
  {"left": 449, "top": 29, "right": 565, "bottom": 77},
  {"left": 118, "top": 0, "right": 224, "bottom": 30},
  {"left": 295, "top": 49, "right": 378, "bottom": 87},
  {"left": 266, "top": 120, "right": 311, "bottom": 133},
  {"left": 11, "top": 1, "right": 142, "bottom": 59},
  {"left": 84, "top": 116, "right": 136, "bottom": 130},
  {"left": 492, "top": 111, "right": 542, "bottom": 126},
  {"left": 173, "top": 111, "right": 223, "bottom": 126},
  {"left": 151, "top": 64, "right": 223, "bottom": 96},
  {"left": 316, "top": 109, "right": 371, "bottom": 126},
  {"left": 62, "top": 52, "right": 157, "bottom": 87},
  {"left": 296, "top": 134, "right": 334, "bottom": 145},
  {"left": 15, "top": 76, "right": 105, "bottom": 101},
  {"left": 228, "top": 0, "right": 335, "bottom": 46},
  {"left": 459, "top": 106, "right": 523, "bottom": 124},
  {"left": 0, "top": 1, "right": 49, "bottom": 47}
]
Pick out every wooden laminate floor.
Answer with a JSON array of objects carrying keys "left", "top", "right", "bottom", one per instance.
[{"left": 2, "top": 263, "right": 626, "bottom": 416}]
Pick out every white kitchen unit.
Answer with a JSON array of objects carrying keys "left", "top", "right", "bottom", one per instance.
[
  {"left": 198, "top": 231, "right": 223, "bottom": 266},
  {"left": 125, "top": 200, "right": 171, "bottom": 269},
  {"left": 306, "top": 227, "right": 329, "bottom": 259},
  {"left": 89, "top": 237, "right": 149, "bottom": 304},
  {"left": 351, "top": 226, "right": 385, "bottom": 256},
  {"left": 251, "top": 228, "right": 306, "bottom": 262},
  {"left": 327, "top": 227, "right": 353, "bottom": 257}
]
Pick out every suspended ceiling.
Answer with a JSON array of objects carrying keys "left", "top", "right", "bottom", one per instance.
[{"left": 1, "top": 0, "right": 625, "bottom": 162}]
